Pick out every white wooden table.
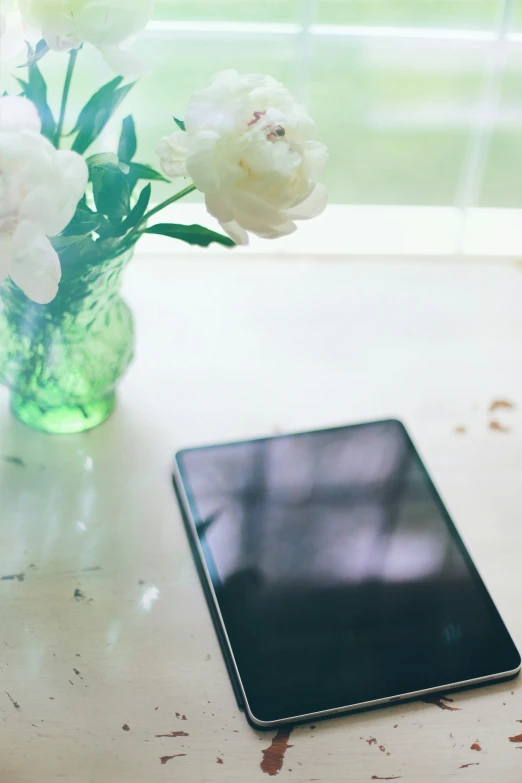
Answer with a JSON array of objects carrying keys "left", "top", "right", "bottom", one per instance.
[{"left": 1, "top": 253, "right": 522, "bottom": 782}]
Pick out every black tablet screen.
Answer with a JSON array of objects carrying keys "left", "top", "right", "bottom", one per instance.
[{"left": 176, "top": 421, "right": 520, "bottom": 723}]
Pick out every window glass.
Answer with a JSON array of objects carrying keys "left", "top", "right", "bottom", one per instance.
[
  {"left": 2, "top": 0, "right": 518, "bottom": 209},
  {"left": 316, "top": 0, "right": 501, "bottom": 30}
]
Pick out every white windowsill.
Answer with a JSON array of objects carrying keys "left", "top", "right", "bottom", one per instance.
[{"left": 140, "top": 204, "right": 522, "bottom": 262}]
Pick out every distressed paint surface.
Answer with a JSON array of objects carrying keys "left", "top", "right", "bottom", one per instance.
[
  {"left": 260, "top": 727, "right": 294, "bottom": 776},
  {"left": 421, "top": 695, "right": 461, "bottom": 712},
  {"left": 1, "top": 257, "right": 522, "bottom": 782}
]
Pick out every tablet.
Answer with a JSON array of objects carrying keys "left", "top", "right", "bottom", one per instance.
[{"left": 173, "top": 420, "right": 520, "bottom": 727}]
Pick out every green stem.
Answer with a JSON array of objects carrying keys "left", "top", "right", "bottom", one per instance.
[
  {"left": 134, "top": 184, "right": 197, "bottom": 231},
  {"left": 55, "top": 48, "right": 78, "bottom": 147},
  {"left": 110, "top": 184, "right": 197, "bottom": 258}
]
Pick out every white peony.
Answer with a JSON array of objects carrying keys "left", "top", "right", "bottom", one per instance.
[
  {"left": 0, "top": 0, "right": 14, "bottom": 40},
  {"left": 18, "top": 0, "right": 154, "bottom": 75},
  {"left": 156, "top": 70, "right": 328, "bottom": 244},
  {"left": 0, "top": 0, "right": 27, "bottom": 61},
  {"left": 0, "top": 96, "right": 88, "bottom": 304}
]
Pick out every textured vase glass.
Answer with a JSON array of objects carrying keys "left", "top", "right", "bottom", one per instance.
[{"left": 0, "top": 248, "right": 135, "bottom": 435}]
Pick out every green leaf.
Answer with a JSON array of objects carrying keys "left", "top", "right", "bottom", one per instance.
[
  {"left": 94, "top": 222, "right": 121, "bottom": 239},
  {"left": 62, "top": 205, "right": 104, "bottom": 237},
  {"left": 92, "top": 169, "right": 131, "bottom": 224},
  {"left": 18, "top": 39, "right": 49, "bottom": 69},
  {"left": 118, "top": 184, "right": 151, "bottom": 235},
  {"left": 144, "top": 223, "right": 235, "bottom": 248},
  {"left": 16, "top": 78, "right": 29, "bottom": 95},
  {"left": 87, "top": 152, "right": 128, "bottom": 175},
  {"left": 53, "top": 231, "right": 125, "bottom": 265},
  {"left": 25, "top": 60, "right": 56, "bottom": 142},
  {"left": 94, "top": 236, "right": 126, "bottom": 256},
  {"left": 173, "top": 117, "right": 186, "bottom": 131},
  {"left": 87, "top": 152, "right": 119, "bottom": 168},
  {"left": 128, "top": 162, "right": 168, "bottom": 182},
  {"left": 89, "top": 155, "right": 131, "bottom": 224},
  {"left": 51, "top": 234, "right": 97, "bottom": 264},
  {"left": 71, "top": 77, "right": 136, "bottom": 155},
  {"left": 118, "top": 115, "right": 137, "bottom": 163}
]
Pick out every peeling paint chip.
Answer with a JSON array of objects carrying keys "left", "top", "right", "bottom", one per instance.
[
  {"left": 489, "top": 420, "right": 510, "bottom": 433},
  {"left": 5, "top": 692, "right": 20, "bottom": 709},
  {"left": 260, "top": 727, "right": 293, "bottom": 776},
  {"left": 489, "top": 399, "right": 515, "bottom": 412},
  {"left": 160, "top": 754, "right": 186, "bottom": 765},
  {"left": 460, "top": 763, "right": 479, "bottom": 769},
  {"left": 217, "top": 757, "right": 224, "bottom": 764},
  {"left": 122, "top": 724, "right": 130, "bottom": 732},
  {"left": 421, "top": 695, "right": 461, "bottom": 711},
  {"left": 509, "top": 733, "right": 522, "bottom": 743},
  {"left": 470, "top": 742, "right": 481, "bottom": 751},
  {"left": 155, "top": 731, "right": 189, "bottom": 738}
]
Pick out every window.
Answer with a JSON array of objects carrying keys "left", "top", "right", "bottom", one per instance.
[
  {"left": 3, "top": 0, "right": 521, "bottom": 254},
  {"left": 139, "top": 0, "right": 522, "bottom": 210}
]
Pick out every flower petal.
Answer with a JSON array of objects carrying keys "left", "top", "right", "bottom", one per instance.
[
  {"left": 75, "top": 0, "right": 153, "bottom": 46},
  {"left": 233, "top": 204, "right": 297, "bottom": 238},
  {"left": 59, "top": 150, "right": 90, "bottom": 199},
  {"left": 204, "top": 192, "right": 235, "bottom": 224},
  {"left": 300, "top": 140, "right": 329, "bottom": 180},
  {"left": 156, "top": 131, "right": 189, "bottom": 179},
  {"left": 231, "top": 191, "right": 292, "bottom": 231},
  {"left": 0, "top": 96, "right": 41, "bottom": 133},
  {"left": 19, "top": 0, "right": 76, "bottom": 40},
  {"left": 220, "top": 220, "right": 249, "bottom": 246},
  {"left": 99, "top": 44, "right": 150, "bottom": 78},
  {"left": 0, "top": 9, "right": 26, "bottom": 61},
  {"left": 10, "top": 221, "right": 61, "bottom": 304},
  {"left": 205, "top": 193, "right": 250, "bottom": 243},
  {"left": 185, "top": 130, "right": 222, "bottom": 193},
  {"left": 52, "top": 150, "right": 89, "bottom": 232},
  {"left": 185, "top": 69, "right": 240, "bottom": 134},
  {"left": 20, "top": 0, "right": 153, "bottom": 48},
  {"left": 285, "top": 106, "right": 317, "bottom": 141},
  {"left": 20, "top": 148, "right": 88, "bottom": 236},
  {"left": 286, "top": 182, "right": 328, "bottom": 220}
]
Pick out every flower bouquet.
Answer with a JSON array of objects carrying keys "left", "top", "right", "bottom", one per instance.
[{"left": 0, "top": 0, "right": 328, "bottom": 434}]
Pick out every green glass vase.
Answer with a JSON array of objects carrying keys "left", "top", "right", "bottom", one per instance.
[{"left": 0, "top": 248, "right": 135, "bottom": 435}]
